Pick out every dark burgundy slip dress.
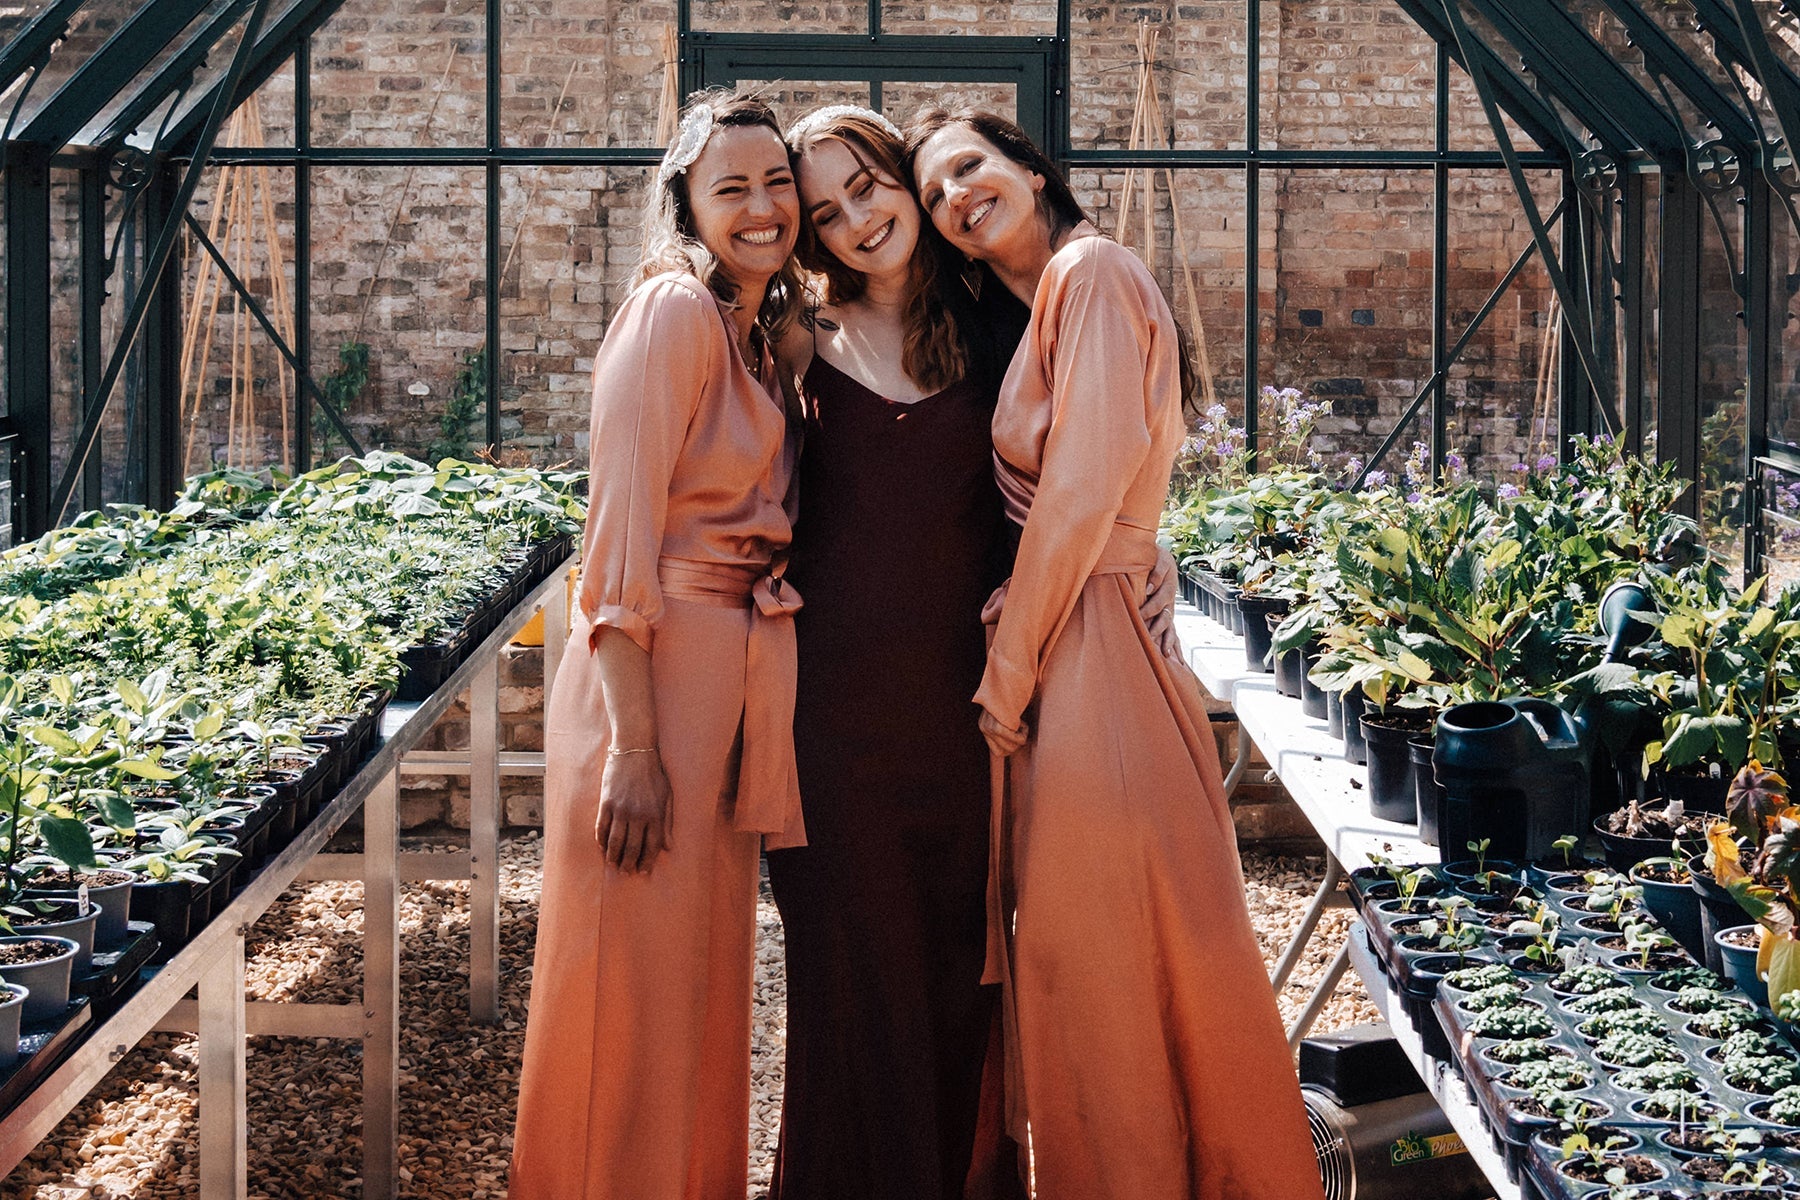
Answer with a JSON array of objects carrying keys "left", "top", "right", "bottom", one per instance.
[{"left": 766, "top": 352, "right": 1015, "bottom": 1200}]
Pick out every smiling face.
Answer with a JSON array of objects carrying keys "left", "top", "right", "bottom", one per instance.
[
  {"left": 684, "top": 123, "right": 800, "bottom": 294},
  {"left": 796, "top": 136, "right": 922, "bottom": 286},
  {"left": 912, "top": 122, "right": 1049, "bottom": 271}
]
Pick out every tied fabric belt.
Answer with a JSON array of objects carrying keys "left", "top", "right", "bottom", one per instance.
[
  {"left": 982, "top": 521, "right": 1158, "bottom": 1137},
  {"left": 660, "top": 557, "right": 807, "bottom": 850}
]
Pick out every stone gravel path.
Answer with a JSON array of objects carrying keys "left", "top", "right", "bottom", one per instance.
[{"left": 0, "top": 836, "right": 1374, "bottom": 1199}]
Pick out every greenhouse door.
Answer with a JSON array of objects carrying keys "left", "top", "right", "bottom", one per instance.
[{"left": 682, "top": 37, "right": 1059, "bottom": 154}]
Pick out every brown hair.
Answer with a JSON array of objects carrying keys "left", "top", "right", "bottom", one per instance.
[
  {"left": 637, "top": 89, "right": 805, "bottom": 350},
  {"left": 789, "top": 111, "right": 967, "bottom": 393},
  {"left": 903, "top": 107, "right": 1201, "bottom": 418}
]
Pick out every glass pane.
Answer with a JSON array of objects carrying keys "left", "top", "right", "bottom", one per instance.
[
  {"left": 311, "top": 0, "right": 485, "bottom": 148},
  {"left": 879, "top": 79, "right": 1014, "bottom": 124},
  {"left": 1267, "top": 4, "right": 1435, "bottom": 152},
  {"left": 741, "top": 79, "right": 872, "bottom": 122},
  {"left": 72, "top": 0, "right": 247, "bottom": 148},
  {"left": 308, "top": 167, "right": 486, "bottom": 465},
  {"left": 1762, "top": 464, "right": 1800, "bottom": 593},
  {"left": 1071, "top": 165, "right": 1248, "bottom": 433},
  {"left": 498, "top": 165, "right": 653, "bottom": 465},
  {"left": 1444, "top": 169, "right": 1560, "bottom": 487},
  {"left": 1770, "top": 197, "right": 1800, "bottom": 453},
  {"left": 178, "top": 165, "right": 299, "bottom": 477},
  {"left": 878, "top": 0, "right": 1051, "bottom": 36},
  {"left": 690, "top": 0, "right": 864, "bottom": 34},
  {"left": 1698, "top": 187, "right": 1748, "bottom": 572},
  {"left": 1069, "top": 8, "right": 1248, "bottom": 151},
  {"left": 1444, "top": 35, "right": 1565, "bottom": 154},
  {"left": 0, "top": 447, "right": 12, "bottom": 548},
  {"left": 1260, "top": 168, "right": 1432, "bottom": 478},
  {"left": 47, "top": 168, "right": 81, "bottom": 512},
  {"left": 502, "top": 2, "right": 665, "bottom": 148},
  {"left": 3, "top": 0, "right": 138, "bottom": 134}
]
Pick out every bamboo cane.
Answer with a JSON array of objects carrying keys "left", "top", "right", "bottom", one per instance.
[{"left": 655, "top": 24, "right": 681, "bottom": 144}]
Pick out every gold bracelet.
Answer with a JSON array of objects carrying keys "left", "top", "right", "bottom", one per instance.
[{"left": 606, "top": 745, "right": 658, "bottom": 758}]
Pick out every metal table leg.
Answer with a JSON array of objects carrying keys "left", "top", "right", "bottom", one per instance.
[
  {"left": 470, "top": 659, "right": 500, "bottom": 1023},
  {"left": 1269, "top": 853, "right": 1345, "bottom": 992},
  {"left": 1287, "top": 937, "right": 1353, "bottom": 1050},
  {"left": 1221, "top": 721, "right": 1253, "bottom": 798},
  {"left": 363, "top": 770, "right": 400, "bottom": 1200},
  {"left": 198, "top": 932, "right": 246, "bottom": 1200}
]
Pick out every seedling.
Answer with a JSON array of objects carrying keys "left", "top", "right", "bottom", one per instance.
[
  {"left": 1553, "top": 833, "right": 1580, "bottom": 869},
  {"left": 1468, "top": 837, "right": 1492, "bottom": 877},
  {"left": 1560, "top": 1130, "right": 1627, "bottom": 1173}
]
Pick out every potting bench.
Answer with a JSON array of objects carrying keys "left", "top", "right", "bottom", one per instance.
[
  {"left": 1176, "top": 600, "right": 1521, "bottom": 1198},
  {"left": 0, "top": 557, "right": 576, "bottom": 1200}
]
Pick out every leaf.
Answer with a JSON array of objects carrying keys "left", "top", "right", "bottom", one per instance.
[
  {"left": 114, "top": 678, "right": 148, "bottom": 712},
  {"left": 117, "top": 758, "right": 180, "bottom": 782},
  {"left": 1729, "top": 761, "right": 1789, "bottom": 843},
  {"left": 24, "top": 726, "right": 80, "bottom": 756},
  {"left": 37, "top": 817, "right": 98, "bottom": 871},
  {"left": 99, "top": 794, "right": 136, "bottom": 832}
]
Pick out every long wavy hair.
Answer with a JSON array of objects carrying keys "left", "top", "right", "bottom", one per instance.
[
  {"left": 903, "top": 107, "right": 1200, "bottom": 419},
  {"left": 788, "top": 111, "right": 967, "bottom": 393},
  {"left": 636, "top": 89, "right": 805, "bottom": 350}
]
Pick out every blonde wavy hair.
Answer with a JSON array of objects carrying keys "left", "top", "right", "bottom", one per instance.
[{"left": 637, "top": 89, "right": 805, "bottom": 350}]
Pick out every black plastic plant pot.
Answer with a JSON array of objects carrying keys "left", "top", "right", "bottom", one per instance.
[
  {"left": 1269, "top": 616, "right": 1305, "bottom": 698},
  {"left": 1713, "top": 924, "right": 1768, "bottom": 1007},
  {"left": 1631, "top": 862, "right": 1707, "bottom": 964},
  {"left": 0, "top": 936, "right": 78, "bottom": 1024},
  {"left": 1362, "top": 715, "right": 1426, "bottom": 825},
  {"left": 1657, "top": 769, "right": 1730, "bottom": 814},
  {"left": 1593, "top": 818, "right": 1690, "bottom": 875},
  {"left": 1341, "top": 690, "right": 1368, "bottom": 766},
  {"left": 1434, "top": 699, "right": 1593, "bottom": 865},
  {"left": 1325, "top": 689, "right": 1344, "bottom": 740},
  {"left": 1298, "top": 643, "right": 1327, "bottom": 719},
  {"left": 1222, "top": 587, "right": 1243, "bottom": 636},
  {"left": 1410, "top": 736, "right": 1443, "bottom": 847},
  {"left": 132, "top": 879, "right": 194, "bottom": 965},
  {"left": 1237, "top": 594, "right": 1288, "bottom": 674},
  {"left": 1690, "top": 864, "right": 1750, "bottom": 976}
]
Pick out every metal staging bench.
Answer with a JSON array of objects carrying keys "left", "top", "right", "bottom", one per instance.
[
  {"left": 1175, "top": 600, "right": 1522, "bottom": 1198},
  {"left": 0, "top": 557, "right": 575, "bottom": 1200}
]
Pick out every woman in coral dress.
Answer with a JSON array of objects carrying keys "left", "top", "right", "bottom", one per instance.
[
  {"left": 909, "top": 110, "right": 1325, "bottom": 1200},
  {"left": 510, "top": 91, "right": 806, "bottom": 1200}
]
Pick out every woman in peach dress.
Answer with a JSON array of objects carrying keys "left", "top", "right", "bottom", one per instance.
[
  {"left": 908, "top": 110, "right": 1325, "bottom": 1200},
  {"left": 510, "top": 91, "right": 806, "bottom": 1200}
]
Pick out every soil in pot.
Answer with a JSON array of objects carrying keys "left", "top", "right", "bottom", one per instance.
[
  {"left": 0, "top": 936, "right": 78, "bottom": 1023},
  {"left": 10, "top": 899, "right": 101, "bottom": 973},
  {"left": 1681, "top": 1157, "right": 1788, "bottom": 1185},
  {"left": 1508, "top": 1095, "right": 1607, "bottom": 1123},
  {"left": 1362, "top": 711, "right": 1433, "bottom": 824},
  {"left": 1596, "top": 804, "right": 1708, "bottom": 874},
  {"left": 1562, "top": 1154, "right": 1665, "bottom": 1185},
  {"left": 22, "top": 867, "right": 133, "bottom": 949}
]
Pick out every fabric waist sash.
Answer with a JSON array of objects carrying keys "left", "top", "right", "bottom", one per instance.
[{"left": 659, "top": 556, "right": 806, "bottom": 848}]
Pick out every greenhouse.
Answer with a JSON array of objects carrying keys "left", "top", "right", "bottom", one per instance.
[{"left": 0, "top": 0, "right": 1799, "bottom": 1197}]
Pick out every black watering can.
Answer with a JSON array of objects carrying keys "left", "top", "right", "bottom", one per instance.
[{"left": 1431, "top": 582, "right": 1656, "bottom": 862}]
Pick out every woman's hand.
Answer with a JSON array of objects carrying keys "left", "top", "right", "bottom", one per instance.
[
  {"left": 1143, "top": 545, "right": 1184, "bottom": 661},
  {"left": 980, "top": 709, "right": 1029, "bottom": 758},
  {"left": 596, "top": 750, "right": 674, "bottom": 873}
]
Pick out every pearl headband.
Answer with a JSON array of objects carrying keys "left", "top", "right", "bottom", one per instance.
[
  {"left": 786, "top": 104, "right": 903, "bottom": 149},
  {"left": 656, "top": 105, "right": 716, "bottom": 188}
]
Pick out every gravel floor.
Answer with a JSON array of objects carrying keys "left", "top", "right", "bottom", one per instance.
[{"left": 0, "top": 837, "right": 1372, "bottom": 1199}]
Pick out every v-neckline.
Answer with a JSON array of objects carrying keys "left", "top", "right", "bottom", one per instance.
[
  {"left": 705, "top": 288, "right": 784, "bottom": 415},
  {"left": 810, "top": 354, "right": 954, "bottom": 408}
]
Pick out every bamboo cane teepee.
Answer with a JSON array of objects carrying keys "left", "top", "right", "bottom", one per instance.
[{"left": 1113, "top": 21, "right": 1219, "bottom": 412}]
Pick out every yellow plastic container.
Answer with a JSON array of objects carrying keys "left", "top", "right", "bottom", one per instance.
[{"left": 513, "top": 565, "right": 580, "bottom": 646}]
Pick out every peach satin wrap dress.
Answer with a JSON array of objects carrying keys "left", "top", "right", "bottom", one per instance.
[
  {"left": 977, "top": 232, "right": 1324, "bottom": 1200},
  {"left": 510, "top": 272, "right": 804, "bottom": 1200}
]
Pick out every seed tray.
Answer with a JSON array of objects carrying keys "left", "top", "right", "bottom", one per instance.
[
  {"left": 73, "top": 922, "right": 159, "bottom": 1020},
  {"left": 1437, "top": 963, "right": 1799, "bottom": 1150},
  {"left": 0, "top": 998, "right": 93, "bottom": 1120},
  {"left": 1520, "top": 1125, "right": 1800, "bottom": 1199}
]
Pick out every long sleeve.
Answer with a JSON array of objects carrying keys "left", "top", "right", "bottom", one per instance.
[
  {"left": 575, "top": 278, "right": 712, "bottom": 653},
  {"left": 974, "top": 250, "right": 1159, "bottom": 730}
]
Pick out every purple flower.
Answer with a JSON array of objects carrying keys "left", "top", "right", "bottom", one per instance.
[
  {"left": 1511, "top": 462, "right": 1530, "bottom": 474},
  {"left": 1366, "top": 470, "right": 1388, "bottom": 487},
  {"left": 1445, "top": 452, "right": 1466, "bottom": 472},
  {"left": 1536, "top": 454, "right": 1557, "bottom": 470},
  {"left": 1497, "top": 483, "right": 1521, "bottom": 499},
  {"left": 1406, "top": 492, "right": 1423, "bottom": 503}
]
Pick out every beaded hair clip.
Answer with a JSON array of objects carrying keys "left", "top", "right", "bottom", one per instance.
[
  {"left": 786, "top": 104, "right": 903, "bottom": 148},
  {"left": 656, "top": 105, "right": 717, "bottom": 189}
]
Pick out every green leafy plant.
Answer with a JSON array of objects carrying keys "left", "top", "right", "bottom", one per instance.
[{"left": 428, "top": 346, "right": 487, "bottom": 463}]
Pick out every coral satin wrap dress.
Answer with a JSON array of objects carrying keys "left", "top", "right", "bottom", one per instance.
[
  {"left": 978, "top": 233, "right": 1325, "bottom": 1200},
  {"left": 511, "top": 272, "right": 805, "bottom": 1200}
]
